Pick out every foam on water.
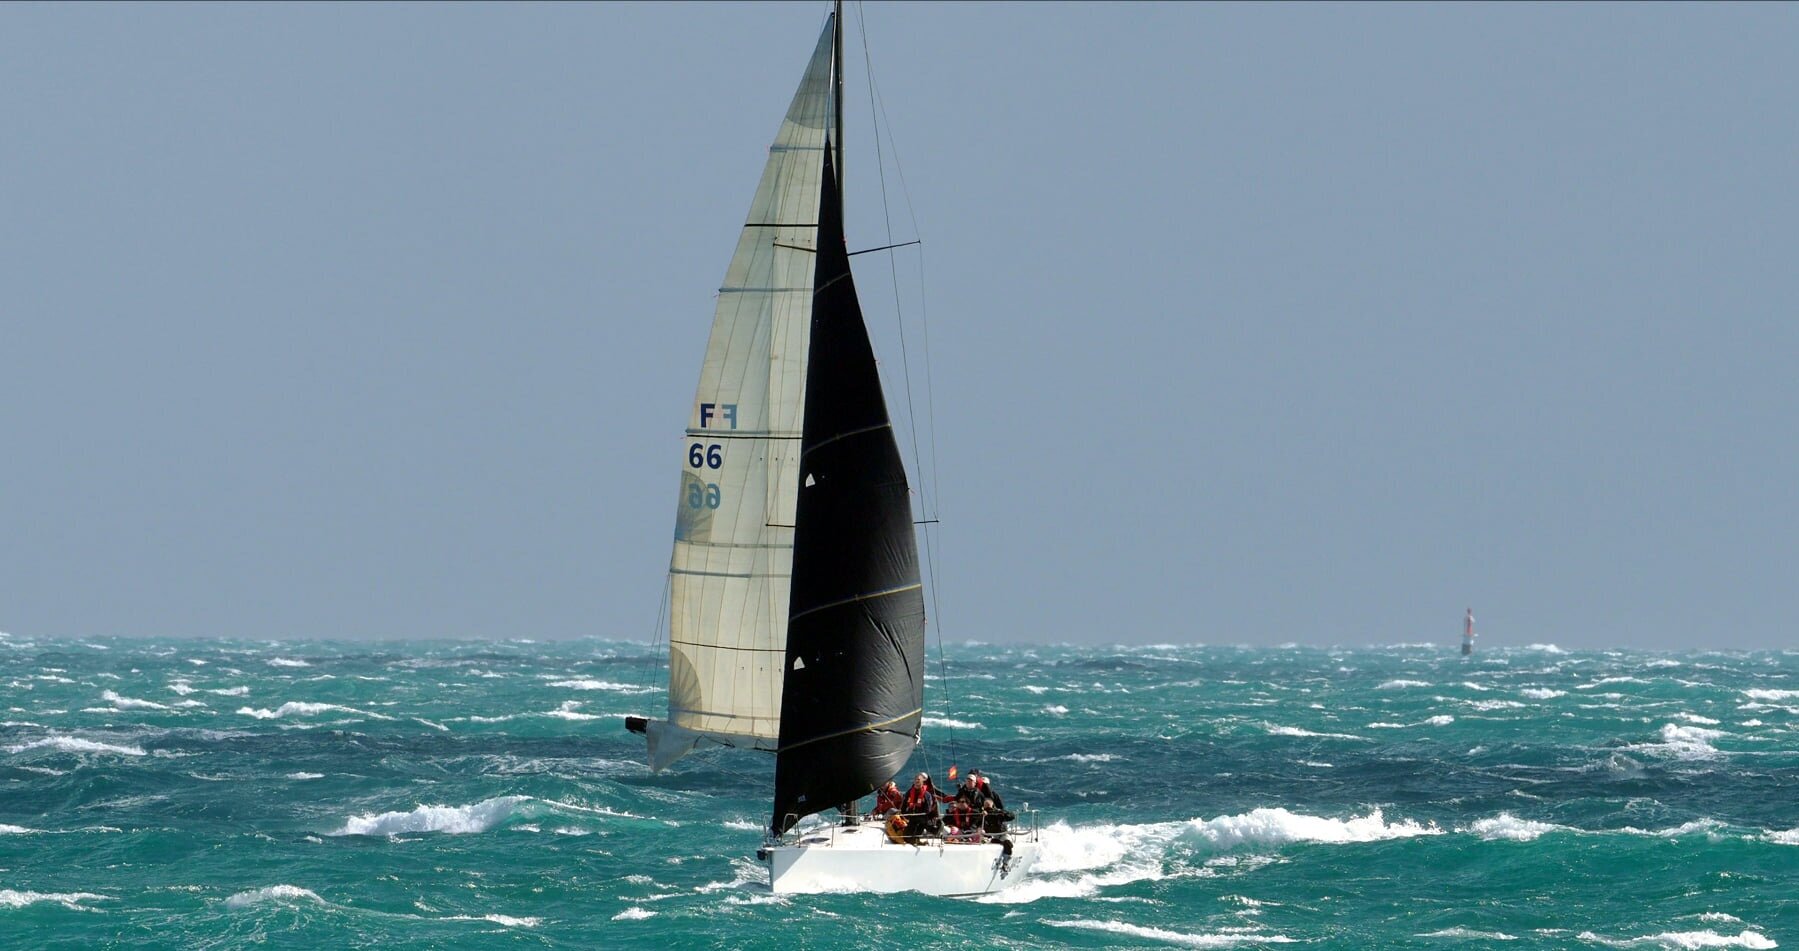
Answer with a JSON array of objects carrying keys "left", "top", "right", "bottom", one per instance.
[
  {"left": 1264, "top": 724, "right": 1366, "bottom": 740},
  {"left": 1470, "top": 813, "right": 1572, "bottom": 841},
  {"left": 237, "top": 701, "right": 394, "bottom": 721},
  {"left": 99, "top": 690, "right": 169, "bottom": 711},
  {"left": 546, "top": 679, "right": 655, "bottom": 693},
  {"left": 1185, "top": 807, "right": 1441, "bottom": 848},
  {"left": 1576, "top": 930, "right": 1776, "bottom": 949},
  {"left": 331, "top": 796, "right": 534, "bottom": 837},
  {"left": 224, "top": 884, "right": 324, "bottom": 909},
  {"left": 0, "top": 890, "right": 114, "bottom": 911},
  {"left": 6, "top": 735, "right": 146, "bottom": 756},
  {"left": 1047, "top": 919, "right": 1297, "bottom": 946},
  {"left": 1419, "top": 927, "right": 1520, "bottom": 941}
]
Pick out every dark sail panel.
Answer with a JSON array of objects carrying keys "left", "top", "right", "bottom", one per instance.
[{"left": 770, "top": 144, "right": 926, "bottom": 835}]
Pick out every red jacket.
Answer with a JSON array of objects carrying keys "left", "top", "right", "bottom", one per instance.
[
  {"left": 903, "top": 783, "right": 947, "bottom": 816},
  {"left": 874, "top": 785, "right": 905, "bottom": 815}
]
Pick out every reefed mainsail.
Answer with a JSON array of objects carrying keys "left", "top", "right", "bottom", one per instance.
[{"left": 644, "top": 22, "right": 838, "bottom": 771}]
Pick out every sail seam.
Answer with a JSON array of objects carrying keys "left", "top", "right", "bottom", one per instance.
[
  {"left": 787, "top": 582, "right": 923, "bottom": 623},
  {"left": 800, "top": 422, "right": 891, "bottom": 458},
  {"left": 681, "top": 430, "right": 802, "bottom": 440},
  {"left": 777, "top": 707, "right": 923, "bottom": 754},
  {"left": 669, "top": 641, "right": 787, "bottom": 653},
  {"left": 673, "top": 539, "right": 792, "bottom": 551}
]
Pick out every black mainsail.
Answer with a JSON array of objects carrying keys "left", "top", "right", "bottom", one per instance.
[
  {"left": 770, "top": 145, "right": 926, "bottom": 834},
  {"left": 624, "top": 5, "right": 926, "bottom": 837}
]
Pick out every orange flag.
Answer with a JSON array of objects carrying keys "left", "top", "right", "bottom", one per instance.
[{"left": 947, "top": 765, "right": 959, "bottom": 781}]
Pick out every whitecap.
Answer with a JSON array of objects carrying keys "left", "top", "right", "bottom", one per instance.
[
  {"left": 330, "top": 795, "right": 532, "bottom": 836},
  {"left": 286, "top": 772, "right": 325, "bottom": 780},
  {"left": 1044, "top": 705, "right": 1070, "bottom": 715},
  {"left": 1579, "top": 677, "right": 1649, "bottom": 690},
  {"left": 1049, "top": 752, "right": 1119, "bottom": 763},
  {"left": 1186, "top": 807, "right": 1440, "bottom": 848},
  {"left": 99, "top": 690, "right": 177, "bottom": 710},
  {"left": 1763, "top": 827, "right": 1799, "bottom": 845},
  {"left": 611, "top": 907, "right": 656, "bottom": 921},
  {"left": 1378, "top": 680, "right": 1432, "bottom": 690},
  {"left": 1047, "top": 919, "right": 1296, "bottom": 947},
  {"left": 545, "top": 679, "right": 656, "bottom": 693},
  {"left": 1523, "top": 644, "right": 1567, "bottom": 653},
  {"left": 0, "top": 823, "right": 35, "bottom": 834},
  {"left": 921, "top": 716, "right": 981, "bottom": 730},
  {"left": 1264, "top": 725, "right": 1366, "bottom": 741},
  {"left": 1470, "top": 813, "right": 1570, "bottom": 841},
  {"left": 236, "top": 702, "right": 393, "bottom": 721},
  {"left": 224, "top": 884, "right": 324, "bottom": 909},
  {"left": 1628, "top": 723, "right": 1727, "bottom": 760},
  {"left": 6, "top": 735, "right": 146, "bottom": 756},
  {"left": 445, "top": 913, "right": 541, "bottom": 927},
  {"left": 208, "top": 686, "right": 250, "bottom": 697},
  {"left": 1420, "top": 927, "right": 1519, "bottom": 941},
  {"left": 267, "top": 657, "right": 311, "bottom": 668},
  {"left": 1575, "top": 929, "right": 1775, "bottom": 949},
  {"left": 0, "top": 890, "right": 113, "bottom": 911},
  {"left": 1521, "top": 688, "right": 1566, "bottom": 700},
  {"left": 1741, "top": 688, "right": 1799, "bottom": 702}
]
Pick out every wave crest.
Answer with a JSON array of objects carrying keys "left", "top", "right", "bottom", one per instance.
[
  {"left": 330, "top": 796, "right": 534, "bottom": 836},
  {"left": 5, "top": 735, "right": 146, "bottom": 757},
  {"left": 224, "top": 885, "right": 324, "bottom": 910}
]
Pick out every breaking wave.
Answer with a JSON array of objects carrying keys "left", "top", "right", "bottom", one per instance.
[
  {"left": 1470, "top": 813, "right": 1571, "bottom": 841},
  {"left": 1047, "top": 919, "right": 1296, "bottom": 946},
  {"left": 1576, "top": 930, "right": 1776, "bottom": 949},
  {"left": 224, "top": 884, "right": 324, "bottom": 910},
  {"left": 330, "top": 796, "right": 534, "bottom": 836},
  {"left": 6, "top": 735, "right": 146, "bottom": 757},
  {"left": 0, "top": 890, "right": 113, "bottom": 911},
  {"left": 100, "top": 690, "right": 170, "bottom": 711},
  {"left": 236, "top": 702, "right": 393, "bottom": 721}
]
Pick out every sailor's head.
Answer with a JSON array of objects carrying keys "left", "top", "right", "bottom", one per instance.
[
  {"left": 970, "top": 769, "right": 987, "bottom": 786},
  {"left": 883, "top": 780, "right": 899, "bottom": 792},
  {"left": 912, "top": 772, "right": 929, "bottom": 787}
]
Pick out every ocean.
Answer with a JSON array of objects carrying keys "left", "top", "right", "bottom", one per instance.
[{"left": 2, "top": 634, "right": 1794, "bottom": 949}]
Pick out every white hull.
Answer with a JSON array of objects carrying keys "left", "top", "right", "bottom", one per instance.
[{"left": 766, "top": 823, "right": 1037, "bottom": 896}]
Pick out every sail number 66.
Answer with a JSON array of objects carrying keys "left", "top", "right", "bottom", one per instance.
[{"left": 688, "top": 443, "right": 723, "bottom": 469}]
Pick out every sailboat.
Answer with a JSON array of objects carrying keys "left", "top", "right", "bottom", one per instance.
[
  {"left": 624, "top": 4, "right": 1037, "bottom": 896},
  {"left": 1462, "top": 608, "right": 1476, "bottom": 656}
]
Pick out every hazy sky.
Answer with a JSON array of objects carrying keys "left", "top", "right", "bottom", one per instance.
[{"left": 3, "top": 3, "right": 1794, "bottom": 649}]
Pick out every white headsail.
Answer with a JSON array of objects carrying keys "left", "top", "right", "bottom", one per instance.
[{"left": 648, "top": 22, "right": 837, "bottom": 770}]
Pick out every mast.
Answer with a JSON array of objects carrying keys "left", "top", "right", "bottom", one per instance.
[{"left": 832, "top": 0, "right": 845, "bottom": 197}]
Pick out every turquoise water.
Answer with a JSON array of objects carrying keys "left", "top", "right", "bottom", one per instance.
[{"left": 3, "top": 635, "right": 1795, "bottom": 949}]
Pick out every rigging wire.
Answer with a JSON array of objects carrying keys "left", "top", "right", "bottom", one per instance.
[{"left": 855, "top": 3, "right": 957, "bottom": 776}]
